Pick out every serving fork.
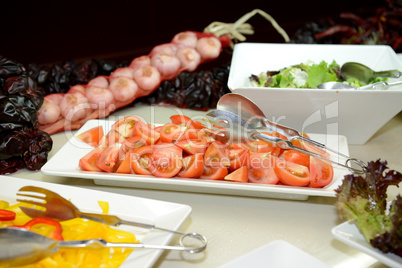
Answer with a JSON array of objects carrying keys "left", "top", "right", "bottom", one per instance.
[{"left": 16, "top": 186, "right": 207, "bottom": 253}]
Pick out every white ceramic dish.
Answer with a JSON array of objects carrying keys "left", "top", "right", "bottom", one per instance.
[
  {"left": 0, "top": 175, "right": 191, "bottom": 268},
  {"left": 219, "top": 240, "right": 330, "bottom": 268},
  {"left": 332, "top": 221, "right": 402, "bottom": 268},
  {"left": 228, "top": 43, "right": 402, "bottom": 145},
  {"left": 41, "top": 119, "right": 351, "bottom": 201}
]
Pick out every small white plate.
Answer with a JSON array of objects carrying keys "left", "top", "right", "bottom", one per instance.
[
  {"left": 0, "top": 175, "right": 192, "bottom": 268},
  {"left": 41, "top": 119, "right": 351, "bottom": 200},
  {"left": 332, "top": 221, "right": 402, "bottom": 268},
  {"left": 219, "top": 240, "right": 330, "bottom": 268}
]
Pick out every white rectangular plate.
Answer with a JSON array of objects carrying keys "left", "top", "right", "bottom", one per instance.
[
  {"left": 41, "top": 119, "right": 351, "bottom": 200},
  {"left": 219, "top": 240, "right": 330, "bottom": 268},
  {"left": 0, "top": 175, "right": 191, "bottom": 268},
  {"left": 332, "top": 221, "right": 402, "bottom": 268}
]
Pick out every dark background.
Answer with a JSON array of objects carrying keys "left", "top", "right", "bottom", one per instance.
[{"left": 1, "top": 0, "right": 386, "bottom": 65}]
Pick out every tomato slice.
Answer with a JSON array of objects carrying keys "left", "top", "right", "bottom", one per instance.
[
  {"left": 197, "top": 128, "right": 215, "bottom": 143},
  {"left": 0, "top": 209, "right": 16, "bottom": 221},
  {"left": 174, "top": 139, "right": 208, "bottom": 155},
  {"left": 281, "top": 149, "right": 310, "bottom": 168},
  {"left": 105, "top": 129, "right": 126, "bottom": 145},
  {"left": 76, "top": 126, "right": 104, "bottom": 147},
  {"left": 274, "top": 159, "right": 310, "bottom": 187},
  {"left": 121, "top": 136, "right": 147, "bottom": 153},
  {"left": 111, "top": 116, "right": 141, "bottom": 137},
  {"left": 134, "top": 120, "right": 160, "bottom": 145},
  {"left": 199, "top": 165, "right": 228, "bottom": 180},
  {"left": 159, "top": 123, "right": 187, "bottom": 143},
  {"left": 131, "top": 145, "right": 153, "bottom": 175},
  {"left": 115, "top": 152, "right": 131, "bottom": 174},
  {"left": 95, "top": 145, "right": 121, "bottom": 173},
  {"left": 309, "top": 156, "right": 334, "bottom": 188},
  {"left": 148, "top": 143, "right": 183, "bottom": 178},
  {"left": 178, "top": 153, "right": 204, "bottom": 178},
  {"left": 228, "top": 144, "right": 250, "bottom": 171},
  {"left": 204, "top": 142, "right": 230, "bottom": 168},
  {"left": 79, "top": 147, "right": 104, "bottom": 172},
  {"left": 243, "top": 138, "right": 281, "bottom": 156},
  {"left": 170, "top": 115, "right": 204, "bottom": 129},
  {"left": 224, "top": 166, "right": 248, "bottom": 183},
  {"left": 248, "top": 167, "right": 279, "bottom": 184},
  {"left": 291, "top": 132, "right": 330, "bottom": 159}
]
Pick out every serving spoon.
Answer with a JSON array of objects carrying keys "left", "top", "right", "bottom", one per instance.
[
  {"left": 316, "top": 80, "right": 402, "bottom": 90},
  {"left": 341, "top": 62, "right": 401, "bottom": 83}
]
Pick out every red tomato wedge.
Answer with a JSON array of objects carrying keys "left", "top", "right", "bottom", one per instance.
[
  {"left": 159, "top": 123, "right": 187, "bottom": 143},
  {"left": 170, "top": 115, "right": 204, "bottom": 129},
  {"left": 199, "top": 165, "right": 228, "bottom": 180},
  {"left": 111, "top": 116, "right": 141, "bottom": 138},
  {"left": 95, "top": 145, "right": 121, "bottom": 173},
  {"left": 121, "top": 136, "right": 147, "bottom": 153},
  {"left": 79, "top": 147, "right": 104, "bottom": 172},
  {"left": 281, "top": 149, "right": 310, "bottom": 168},
  {"left": 76, "top": 126, "right": 104, "bottom": 147},
  {"left": 204, "top": 142, "right": 230, "bottom": 168},
  {"left": 131, "top": 145, "right": 153, "bottom": 175},
  {"left": 174, "top": 139, "right": 208, "bottom": 155},
  {"left": 274, "top": 159, "right": 310, "bottom": 187},
  {"left": 148, "top": 143, "right": 183, "bottom": 178},
  {"left": 115, "top": 152, "right": 131, "bottom": 174},
  {"left": 228, "top": 144, "right": 250, "bottom": 171},
  {"left": 309, "top": 156, "right": 334, "bottom": 188},
  {"left": 248, "top": 167, "right": 279, "bottom": 184},
  {"left": 134, "top": 120, "right": 160, "bottom": 145},
  {"left": 224, "top": 166, "right": 248, "bottom": 182},
  {"left": 178, "top": 153, "right": 204, "bottom": 178}
]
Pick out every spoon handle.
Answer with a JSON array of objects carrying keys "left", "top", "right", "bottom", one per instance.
[
  {"left": 373, "top": 70, "right": 402, "bottom": 78},
  {"left": 359, "top": 80, "right": 402, "bottom": 90}
]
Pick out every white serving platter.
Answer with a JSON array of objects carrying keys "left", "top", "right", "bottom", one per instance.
[
  {"left": 0, "top": 175, "right": 192, "bottom": 268},
  {"left": 219, "top": 240, "right": 330, "bottom": 268},
  {"left": 332, "top": 220, "right": 402, "bottom": 268},
  {"left": 228, "top": 43, "right": 402, "bottom": 145},
  {"left": 41, "top": 119, "right": 351, "bottom": 201}
]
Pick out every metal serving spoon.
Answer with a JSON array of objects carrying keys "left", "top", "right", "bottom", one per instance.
[
  {"left": 0, "top": 228, "right": 207, "bottom": 266},
  {"left": 316, "top": 80, "right": 402, "bottom": 90},
  {"left": 341, "top": 62, "right": 401, "bottom": 84}
]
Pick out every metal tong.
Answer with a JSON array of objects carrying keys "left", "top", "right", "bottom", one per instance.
[
  {"left": 203, "top": 109, "right": 365, "bottom": 173},
  {"left": 15, "top": 186, "right": 207, "bottom": 253}
]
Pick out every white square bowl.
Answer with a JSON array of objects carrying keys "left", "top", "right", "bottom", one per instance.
[{"left": 228, "top": 43, "right": 402, "bottom": 144}]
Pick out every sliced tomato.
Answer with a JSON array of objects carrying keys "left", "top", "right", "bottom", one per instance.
[
  {"left": 248, "top": 152, "right": 276, "bottom": 170},
  {"left": 248, "top": 167, "right": 279, "bottom": 184},
  {"left": 243, "top": 138, "right": 281, "bottom": 156},
  {"left": 76, "top": 126, "right": 104, "bottom": 147},
  {"left": 131, "top": 145, "right": 153, "bottom": 175},
  {"left": 281, "top": 149, "right": 310, "bottom": 168},
  {"left": 178, "top": 153, "right": 204, "bottom": 178},
  {"left": 111, "top": 116, "right": 141, "bottom": 138},
  {"left": 274, "top": 159, "right": 310, "bottom": 187},
  {"left": 309, "top": 156, "right": 334, "bottom": 188},
  {"left": 174, "top": 139, "right": 208, "bottom": 155},
  {"left": 204, "top": 142, "right": 230, "bottom": 168},
  {"left": 115, "top": 152, "right": 131, "bottom": 174},
  {"left": 105, "top": 129, "right": 126, "bottom": 145},
  {"left": 197, "top": 128, "right": 215, "bottom": 143},
  {"left": 121, "top": 136, "right": 147, "bottom": 153},
  {"left": 291, "top": 132, "right": 330, "bottom": 159},
  {"left": 95, "top": 144, "right": 121, "bottom": 173},
  {"left": 79, "top": 147, "right": 104, "bottom": 172},
  {"left": 134, "top": 120, "right": 160, "bottom": 145},
  {"left": 199, "top": 165, "right": 228, "bottom": 180},
  {"left": 228, "top": 143, "right": 250, "bottom": 171},
  {"left": 224, "top": 166, "right": 248, "bottom": 183},
  {"left": 159, "top": 123, "right": 187, "bottom": 143},
  {"left": 170, "top": 115, "right": 204, "bottom": 129},
  {"left": 148, "top": 143, "right": 183, "bottom": 178}
]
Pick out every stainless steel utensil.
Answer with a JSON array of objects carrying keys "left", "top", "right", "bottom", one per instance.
[
  {"left": 216, "top": 93, "right": 348, "bottom": 158},
  {"left": 0, "top": 228, "right": 206, "bottom": 266},
  {"left": 341, "top": 62, "right": 401, "bottom": 83},
  {"left": 16, "top": 186, "right": 207, "bottom": 252},
  {"left": 316, "top": 80, "right": 402, "bottom": 90},
  {"left": 202, "top": 109, "right": 365, "bottom": 173}
]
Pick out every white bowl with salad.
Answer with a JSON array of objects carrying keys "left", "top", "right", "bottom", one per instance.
[{"left": 227, "top": 43, "right": 402, "bottom": 144}]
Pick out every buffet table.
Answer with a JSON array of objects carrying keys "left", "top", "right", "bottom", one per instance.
[{"left": 7, "top": 102, "right": 402, "bottom": 267}]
